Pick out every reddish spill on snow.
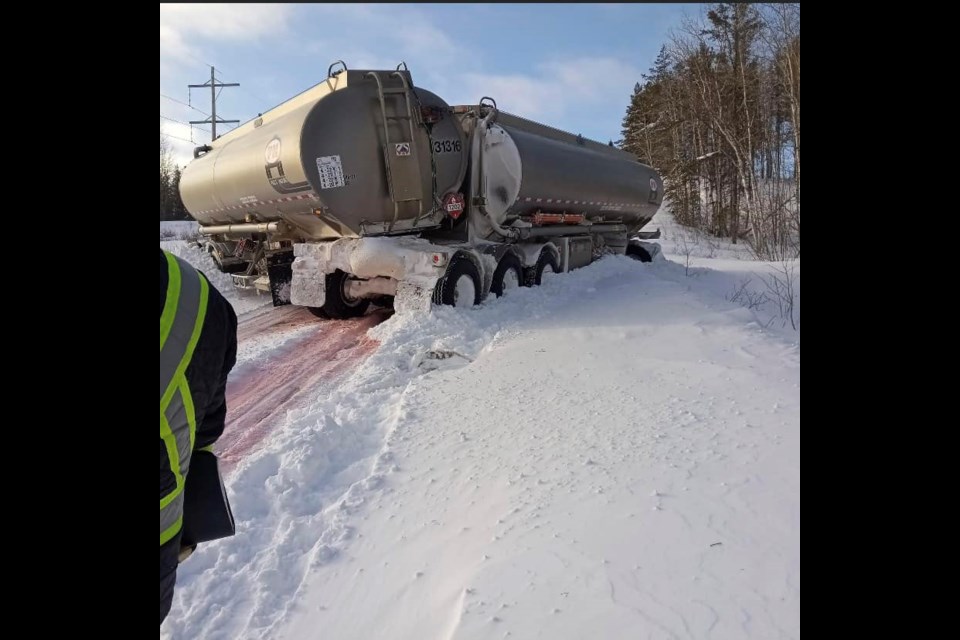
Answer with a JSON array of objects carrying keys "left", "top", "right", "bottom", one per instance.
[
  {"left": 217, "top": 307, "right": 390, "bottom": 473},
  {"left": 235, "top": 304, "right": 319, "bottom": 344}
]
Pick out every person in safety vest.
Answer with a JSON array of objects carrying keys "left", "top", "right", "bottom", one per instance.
[{"left": 160, "top": 249, "right": 237, "bottom": 625}]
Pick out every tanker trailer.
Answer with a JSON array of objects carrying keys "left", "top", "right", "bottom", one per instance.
[{"left": 179, "top": 62, "right": 664, "bottom": 318}]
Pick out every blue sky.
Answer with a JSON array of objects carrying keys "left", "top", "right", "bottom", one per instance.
[{"left": 160, "top": 3, "right": 703, "bottom": 166}]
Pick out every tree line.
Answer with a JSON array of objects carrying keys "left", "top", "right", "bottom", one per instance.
[
  {"left": 620, "top": 3, "right": 800, "bottom": 259},
  {"left": 160, "top": 132, "right": 191, "bottom": 221}
]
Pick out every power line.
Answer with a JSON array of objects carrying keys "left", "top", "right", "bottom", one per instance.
[
  {"left": 160, "top": 92, "right": 210, "bottom": 117},
  {"left": 189, "top": 66, "right": 240, "bottom": 139},
  {"left": 201, "top": 67, "right": 273, "bottom": 129},
  {"left": 176, "top": 47, "right": 216, "bottom": 72},
  {"left": 199, "top": 72, "right": 259, "bottom": 129},
  {"left": 212, "top": 65, "right": 270, "bottom": 106},
  {"left": 160, "top": 114, "right": 211, "bottom": 134},
  {"left": 163, "top": 132, "right": 199, "bottom": 145},
  {"left": 159, "top": 113, "right": 191, "bottom": 127}
]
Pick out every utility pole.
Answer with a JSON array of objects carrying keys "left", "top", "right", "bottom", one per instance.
[{"left": 189, "top": 66, "right": 240, "bottom": 140}]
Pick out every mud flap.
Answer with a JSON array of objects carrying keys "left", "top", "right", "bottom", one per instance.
[
  {"left": 267, "top": 253, "right": 294, "bottom": 307},
  {"left": 395, "top": 280, "right": 436, "bottom": 315},
  {"left": 290, "top": 255, "right": 327, "bottom": 308}
]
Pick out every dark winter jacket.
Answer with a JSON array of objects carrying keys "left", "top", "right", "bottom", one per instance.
[{"left": 160, "top": 249, "right": 237, "bottom": 626}]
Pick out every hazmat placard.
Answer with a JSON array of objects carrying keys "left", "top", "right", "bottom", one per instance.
[{"left": 316, "top": 155, "right": 345, "bottom": 189}]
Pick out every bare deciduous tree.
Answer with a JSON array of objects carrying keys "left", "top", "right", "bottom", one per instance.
[
  {"left": 728, "top": 277, "right": 769, "bottom": 311},
  {"left": 762, "top": 258, "right": 798, "bottom": 330},
  {"left": 620, "top": 3, "right": 800, "bottom": 260}
]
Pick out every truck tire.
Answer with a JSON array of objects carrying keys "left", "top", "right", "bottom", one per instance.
[
  {"left": 208, "top": 249, "right": 229, "bottom": 272},
  {"left": 370, "top": 295, "right": 395, "bottom": 310},
  {"left": 626, "top": 244, "right": 652, "bottom": 263},
  {"left": 491, "top": 252, "right": 524, "bottom": 297},
  {"left": 534, "top": 250, "right": 561, "bottom": 285},
  {"left": 312, "top": 269, "right": 370, "bottom": 319},
  {"left": 209, "top": 248, "right": 246, "bottom": 274},
  {"left": 433, "top": 256, "right": 481, "bottom": 307}
]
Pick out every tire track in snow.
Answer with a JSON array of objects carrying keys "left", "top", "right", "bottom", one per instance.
[
  {"left": 216, "top": 307, "right": 392, "bottom": 472},
  {"left": 235, "top": 304, "right": 318, "bottom": 344}
]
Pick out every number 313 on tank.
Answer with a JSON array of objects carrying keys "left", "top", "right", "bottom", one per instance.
[{"left": 433, "top": 139, "right": 461, "bottom": 154}]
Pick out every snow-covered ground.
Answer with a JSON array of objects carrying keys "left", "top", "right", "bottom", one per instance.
[
  {"left": 160, "top": 211, "right": 799, "bottom": 640},
  {"left": 160, "top": 239, "right": 273, "bottom": 317},
  {"left": 161, "top": 220, "right": 201, "bottom": 241}
]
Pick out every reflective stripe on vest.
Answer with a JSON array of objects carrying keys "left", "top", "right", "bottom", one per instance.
[{"left": 160, "top": 251, "right": 209, "bottom": 546}]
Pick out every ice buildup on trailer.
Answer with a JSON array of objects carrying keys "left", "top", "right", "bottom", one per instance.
[{"left": 180, "top": 61, "right": 664, "bottom": 318}]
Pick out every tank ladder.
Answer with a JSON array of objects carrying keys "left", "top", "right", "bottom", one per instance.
[{"left": 366, "top": 71, "right": 425, "bottom": 232}]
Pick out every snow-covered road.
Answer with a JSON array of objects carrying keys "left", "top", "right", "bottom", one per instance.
[
  {"left": 219, "top": 307, "right": 392, "bottom": 473},
  {"left": 160, "top": 225, "right": 800, "bottom": 640}
]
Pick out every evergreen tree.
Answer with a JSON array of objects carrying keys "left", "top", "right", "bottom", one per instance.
[
  {"left": 617, "top": 4, "right": 800, "bottom": 257},
  {"left": 160, "top": 132, "right": 192, "bottom": 221},
  {"left": 620, "top": 83, "right": 645, "bottom": 161},
  {"left": 170, "top": 167, "right": 191, "bottom": 221},
  {"left": 160, "top": 132, "right": 172, "bottom": 221}
]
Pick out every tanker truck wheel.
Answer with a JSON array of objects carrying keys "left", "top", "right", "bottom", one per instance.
[
  {"left": 208, "top": 247, "right": 246, "bottom": 274},
  {"left": 491, "top": 253, "right": 524, "bottom": 297},
  {"left": 309, "top": 269, "right": 370, "bottom": 319},
  {"left": 534, "top": 250, "right": 561, "bottom": 285},
  {"left": 626, "top": 244, "right": 652, "bottom": 263},
  {"left": 433, "top": 256, "right": 481, "bottom": 308}
]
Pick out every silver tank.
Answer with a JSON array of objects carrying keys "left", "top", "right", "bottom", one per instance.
[
  {"left": 180, "top": 68, "right": 468, "bottom": 239},
  {"left": 478, "top": 112, "right": 663, "bottom": 233}
]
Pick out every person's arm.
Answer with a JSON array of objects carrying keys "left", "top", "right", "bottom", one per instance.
[{"left": 195, "top": 279, "right": 238, "bottom": 450}]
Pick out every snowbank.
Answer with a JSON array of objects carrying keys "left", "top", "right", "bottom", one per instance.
[
  {"left": 162, "top": 242, "right": 800, "bottom": 640},
  {"left": 160, "top": 220, "right": 200, "bottom": 241},
  {"left": 160, "top": 240, "right": 273, "bottom": 317}
]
